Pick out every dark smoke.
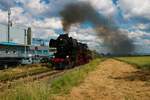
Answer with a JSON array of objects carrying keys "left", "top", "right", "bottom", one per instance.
[{"left": 60, "top": 2, "right": 134, "bottom": 54}]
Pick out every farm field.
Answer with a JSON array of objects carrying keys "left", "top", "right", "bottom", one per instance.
[{"left": 116, "top": 56, "right": 150, "bottom": 70}]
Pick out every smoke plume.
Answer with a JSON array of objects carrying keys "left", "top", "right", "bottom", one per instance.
[{"left": 60, "top": 2, "right": 134, "bottom": 54}]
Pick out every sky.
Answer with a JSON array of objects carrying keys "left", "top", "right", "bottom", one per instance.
[{"left": 0, "top": 0, "right": 150, "bottom": 54}]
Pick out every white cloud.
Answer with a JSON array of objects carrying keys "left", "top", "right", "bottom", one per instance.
[
  {"left": 143, "top": 39, "right": 150, "bottom": 45},
  {"left": 0, "top": 9, "right": 7, "bottom": 24},
  {"left": 0, "top": 0, "right": 16, "bottom": 10},
  {"left": 68, "top": 26, "right": 105, "bottom": 52},
  {"left": 27, "top": 0, "right": 48, "bottom": 14},
  {"left": 86, "top": 0, "right": 117, "bottom": 16},
  {"left": 11, "top": 7, "right": 23, "bottom": 15},
  {"left": 43, "top": 0, "right": 74, "bottom": 17},
  {"left": 117, "top": 0, "right": 150, "bottom": 20},
  {"left": 120, "top": 28, "right": 149, "bottom": 39},
  {"left": 42, "top": 0, "right": 117, "bottom": 18},
  {"left": 69, "top": 26, "right": 96, "bottom": 41},
  {"left": 120, "top": 29, "right": 150, "bottom": 46},
  {"left": 11, "top": 7, "right": 28, "bottom": 25},
  {"left": 18, "top": 0, "right": 48, "bottom": 16},
  {"left": 32, "top": 17, "right": 62, "bottom": 30},
  {"left": 0, "top": 6, "right": 33, "bottom": 28},
  {"left": 131, "top": 23, "right": 150, "bottom": 30}
]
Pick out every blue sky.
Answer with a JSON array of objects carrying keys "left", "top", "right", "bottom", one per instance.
[{"left": 0, "top": 0, "right": 150, "bottom": 54}]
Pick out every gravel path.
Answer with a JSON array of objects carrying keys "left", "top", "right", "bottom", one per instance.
[{"left": 55, "top": 59, "right": 150, "bottom": 100}]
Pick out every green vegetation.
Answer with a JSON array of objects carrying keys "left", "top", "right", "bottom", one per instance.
[
  {"left": 1, "top": 58, "right": 103, "bottom": 100},
  {"left": 1, "top": 82, "right": 51, "bottom": 100},
  {"left": 116, "top": 56, "right": 150, "bottom": 70},
  {"left": 0, "top": 64, "right": 51, "bottom": 81},
  {"left": 50, "top": 59, "right": 102, "bottom": 94}
]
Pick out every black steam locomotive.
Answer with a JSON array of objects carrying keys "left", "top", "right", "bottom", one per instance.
[{"left": 49, "top": 34, "right": 92, "bottom": 69}]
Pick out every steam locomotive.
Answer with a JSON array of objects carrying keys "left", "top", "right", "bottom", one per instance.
[{"left": 49, "top": 34, "right": 92, "bottom": 69}]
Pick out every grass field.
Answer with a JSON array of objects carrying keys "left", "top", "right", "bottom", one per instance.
[
  {"left": 0, "top": 58, "right": 103, "bottom": 100},
  {"left": 116, "top": 56, "right": 150, "bottom": 70}
]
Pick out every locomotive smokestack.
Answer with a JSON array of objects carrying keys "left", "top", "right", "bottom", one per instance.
[
  {"left": 60, "top": 2, "right": 134, "bottom": 55},
  {"left": 65, "top": 32, "right": 69, "bottom": 35}
]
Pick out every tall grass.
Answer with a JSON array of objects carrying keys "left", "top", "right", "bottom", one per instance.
[
  {"left": 1, "top": 82, "right": 52, "bottom": 100},
  {"left": 1, "top": 58, "right": 103, "bottom": 100}
]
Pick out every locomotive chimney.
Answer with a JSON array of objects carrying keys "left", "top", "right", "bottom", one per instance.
[{"left": 65, "top": 32, "right": 69, "bottom": 35}]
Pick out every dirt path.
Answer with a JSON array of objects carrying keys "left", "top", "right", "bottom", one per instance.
[{"left": 55, "top": 59, "right": 150, "bottom": 100}]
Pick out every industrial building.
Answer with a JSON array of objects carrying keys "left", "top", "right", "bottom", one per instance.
[
  {"left": 0, "top": 41, "right": 53, "bottom": 65},
  {"left": 0, "top": 24, "right": 54, "bottom": 66}
]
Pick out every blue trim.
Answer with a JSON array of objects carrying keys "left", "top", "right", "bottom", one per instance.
[{"left": 0, "top": 42, "right": 21, "bottom": 46}]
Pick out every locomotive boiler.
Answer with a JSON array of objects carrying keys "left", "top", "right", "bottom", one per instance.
[{"left": 49, "top": 34, "right": 91, "bottom": 69}]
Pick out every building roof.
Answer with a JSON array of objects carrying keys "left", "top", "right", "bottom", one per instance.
[
  {"left": 0, "top": 42, "right": 21, "bottom": 46},
  {"left": 0, "top": 42, "right": 50, "bottom": 50}
]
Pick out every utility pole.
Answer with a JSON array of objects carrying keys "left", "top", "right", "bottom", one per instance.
[
  {"left": 8, "top": 9, "right": 11, "bottom": 43},
  {"left": 24, "top": 29, "right": 27, "bottom": 58}
]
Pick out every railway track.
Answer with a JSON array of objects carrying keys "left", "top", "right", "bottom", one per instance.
[
  {"left": 0, "top": 70, "right": 66, "bottom": 91},
  {"left": 0, "top": 64, "right": 87, "bottom": 92}
]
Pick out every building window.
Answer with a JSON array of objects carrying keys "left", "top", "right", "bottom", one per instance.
[
  {"left": 6, "top": 50, "right": 10, "bottom": 54},
  {"left": 37, "top": 50, "right": 42, "bottom": 54},
  {"left": 44, "top": 50, "right": 48, "bottom": 54},
  {"left": 13, "top": 51, "right": 16, "bottom": 54}
]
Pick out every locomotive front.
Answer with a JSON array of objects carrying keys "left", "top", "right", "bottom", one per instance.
[
  {"left": 49, "top": 34, "right": 91, "bottom": 69},
  {"left": 49, "top": 34, "right": 76, "bottom": 69}
]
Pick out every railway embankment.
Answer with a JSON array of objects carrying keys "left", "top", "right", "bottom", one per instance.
[{"left": 0, "top": 58, "right": 103, "bottom": 100}]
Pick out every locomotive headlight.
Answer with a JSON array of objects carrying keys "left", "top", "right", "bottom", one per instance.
[
  {"left": 52, "top": 55, "right": 55, "bottom": 58},
  {"left": 28, "top": 54, "right": 32, "bottom": 57},
  {"left": 66, "top": 55, "right": 69, "bottom": 58}
]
